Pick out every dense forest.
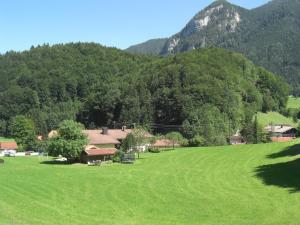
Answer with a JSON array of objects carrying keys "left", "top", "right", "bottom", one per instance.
[{"left": 0, "top": 43, "right": 289, "bottom": 145}]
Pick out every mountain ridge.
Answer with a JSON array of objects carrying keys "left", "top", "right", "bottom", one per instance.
[{"left": 126, "top": 0, "right": 300, "bottom": 94}]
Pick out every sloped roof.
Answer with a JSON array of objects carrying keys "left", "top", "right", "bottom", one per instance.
[
  {"left": 48, "top": 128, "right": 153, "bottom": 145},
  {"left": 0, "top": 142, "right": 18, "bottom": 150},
  {"left": 83, "top": 130, "right": 121, "bottom": 145},
  {"left": 265, "top": 125, "right": 295, "bottom": 133},
  {"left": 153, "top": 139, "right": 180, "bottom": 147},
  {"left": 108, "top": 129, "right": 153, "bottom": 140},
  {"left": 108, "top": 129, "right": 132, "bottom": 140}
]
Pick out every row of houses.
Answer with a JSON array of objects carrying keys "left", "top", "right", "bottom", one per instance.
[
  {"left": 3, "top": 123, "right": 297, "bottom": 162},
  {"left": 0, "top": 127, "right": 180, "bottom": 163},
  {"left": 230, "top": 124, "right": 297, "bottom": 145},
  {"left": 49, "top": 127, "right": 178, "bottom": 164}
]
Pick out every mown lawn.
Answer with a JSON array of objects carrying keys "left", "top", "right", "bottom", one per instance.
[
  {"left": 257, "top": 112, "right": 298, "bottom": 127},
  {"left": 1, "top": 141, "right": 300, "bottom": 225}
]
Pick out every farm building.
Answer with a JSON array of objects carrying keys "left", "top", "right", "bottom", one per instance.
[
  {"left": 81, "top": 145, "right": 117, "bottom": 164},
  {"left": 265, "top": 124, "right": 297, "bottom": 142}
]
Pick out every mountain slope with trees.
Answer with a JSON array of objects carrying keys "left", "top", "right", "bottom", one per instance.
[
  {"left": 0, "top": 43, "right": 288, "bottom": 145},
  {"left": 126, "top": 0, "right": 300, "bottom": 94},
  {"left": 126, "top": 38, "right": 168, "bottom": 55}
]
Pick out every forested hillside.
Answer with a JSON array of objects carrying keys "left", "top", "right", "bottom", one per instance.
[
  {"left": 127, "top": 0, "right": 300, "bottom": 94},
  {"left": 126, "top": 38, "right": 168, "bottom": 55},
  {"left": 0, "top": 43, "right": 288, "bottom": 145}
]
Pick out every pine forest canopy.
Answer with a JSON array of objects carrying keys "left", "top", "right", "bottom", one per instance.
[{"left": 0, "top": 43, "right": 288, "bottom": 145}]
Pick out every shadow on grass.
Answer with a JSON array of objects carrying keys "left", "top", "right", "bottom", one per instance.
[
  {"left": 267, "top": 144, "right": 300, "bottom": 159},
  {"left": 255, "top": 158, "right": 300, "bottom": 193},
  {"left": 40, "top": 160, "right": 72, "bottom": 165}
]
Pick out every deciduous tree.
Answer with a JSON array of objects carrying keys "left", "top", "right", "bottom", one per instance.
[{"left": 47, "top": 120, "right": 88, "bottom": 161}]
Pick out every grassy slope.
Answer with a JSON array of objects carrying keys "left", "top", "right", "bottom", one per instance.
[
  {"left": 1, "top": 141, "right": 300, "bottom": 225},
  {"left": 257, "top": 112, "right": 298, "bottom": 127},
  {"left": 287, "top": 96, "right": 300, "bottom": 109},
  {"left": 0, "top": 137, "right": 15, "bottom": 142}
]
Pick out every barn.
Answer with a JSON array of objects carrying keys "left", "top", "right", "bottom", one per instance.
[{"left": 80, "top": 145, "right": 117, "bottom": 164}]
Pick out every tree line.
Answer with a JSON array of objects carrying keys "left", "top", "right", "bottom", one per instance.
[{"left": 0, "top": 43, "right": 289, "bottom": 146}]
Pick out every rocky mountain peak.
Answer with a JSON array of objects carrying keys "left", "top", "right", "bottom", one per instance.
[
  {"left": 185, "top": 1, "right": 242, "bottom": 35},
  {"left": 164, "top": 0, "right": 244, "bottom": 54}
]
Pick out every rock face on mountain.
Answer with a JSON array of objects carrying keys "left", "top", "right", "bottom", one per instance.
[
  {"left": 126, "top": 0, "right": 300, "bottom": 94},
  {"left": 161, "top": 0, "right": 248, "bottom": 54}
]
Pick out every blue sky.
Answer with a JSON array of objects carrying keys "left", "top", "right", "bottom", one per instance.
[{"left": 0, "top": 0, "right": 270, "bottom": 53}]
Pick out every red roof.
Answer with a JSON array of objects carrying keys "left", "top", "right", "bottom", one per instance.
[
  {"left": 153, "top": 139, "right": 180, "bottom": 147},
  {"left": 84, "top": 148, "right": 117, "bottom": 156},
  {"left": 99, "top": 129, "right": 152, "bottom": 140},
  {"left": 83, "top": 130, "right": 121, "bottom": 145},
  {"left": 107, "top": 129, "right": 132, "bottom": 140},
  {"left": 0, "top": 142, "right": 18, "bottom": 150},
  {"left": 49, "top": 129, "right": 153, "bottom": 146}
]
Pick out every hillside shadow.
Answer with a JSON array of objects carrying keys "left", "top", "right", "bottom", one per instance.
[
  {"left": 267, "top": 144, "right": 300, "bottom": 159},
  {"left": 255, "top": 158, "right": 300, "bottom": 193}
]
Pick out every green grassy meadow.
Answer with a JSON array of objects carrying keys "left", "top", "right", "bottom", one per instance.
[
  {"left": 0, "top": 137, "right": 15, "bottom": 142},
  {"left": 287, "top": 96, "right": 300, "bottom": 109},
  {"left": 257, "top": 112, "right": 298, "bottom": 127},
  {"left": 1, "top": 141, "right": 300, "bottom": 225}
]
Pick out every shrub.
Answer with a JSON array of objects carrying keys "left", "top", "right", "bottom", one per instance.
[
  {"left": 188, "top": 135, "right": 205, "bottom": 147},
  {"left": 112, "top": 150, "right": 124, "bottom": 163},
  {"left": 148, "top": 148, "right": 160, "bottom": 153}
]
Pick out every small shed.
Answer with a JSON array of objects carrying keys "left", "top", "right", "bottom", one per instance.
[{"left": 81, "top": 146, "right": 117, "bottom": 164}]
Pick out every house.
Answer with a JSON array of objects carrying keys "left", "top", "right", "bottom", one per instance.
[
  {"left": 48, "top": 127, "right": 152, "bottom": 149},
  {"left": 0, "top": 142, "right": 18, "bottom": 156},
  {"left": 80, "top": 145, "right": 117, "bottom": 164},
  {"left": 106, "top": 127, "right": 153, "bottom": 141},
  {"left": 48, "top": 127, "right": 153, "bottom": 161},
  {"left": 265, "top": 124, "right": 297, "bottom": 142},
  {"left": 83, "top": 129, "right": 121, "bottom": 148},
  {"left": 230, "top": 131, "right": 245, "bottom": 145},
  {"left": 0, "top": 142, "right": 18, "bottom": 150}
]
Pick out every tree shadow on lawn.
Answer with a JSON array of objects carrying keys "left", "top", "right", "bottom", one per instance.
[
  {"left": 255, "top": 158, "right": 300, "bottom": 193},
  {"left": 255, "top": 143, "right": 300, "bottom": 193},
  {"left": 40, "top": 160, "right": 73, "bottom": 165},
  {"left": 267, "top": 144, "right": 300, "bottom": 159}
]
